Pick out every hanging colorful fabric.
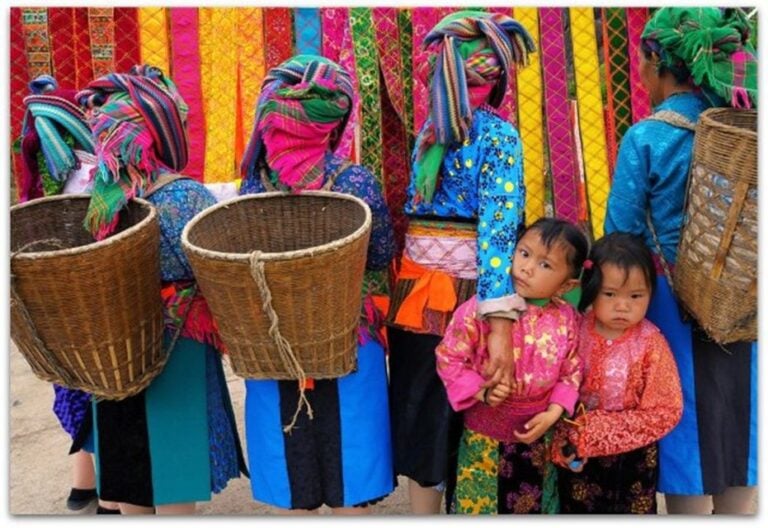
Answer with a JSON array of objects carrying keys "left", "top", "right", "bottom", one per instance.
[
  {"left": 169, "top": 7, "right": 206, "bottom": 181},
  {"left": 199, "top": 7, "right": 238, "bottom": 182},
  {"left": 350, "top": 7, "right": 383, "bottom": 185},
  {"left": 513, "top": 7, "right": 547, "bottom": 224},
  {"left": 601, "top": 7, "right": 633, "bottom": 174},
  {"left": 11, "top": 8, "right": 31, "bottom": 197},
  {"left": 570, "top": 7, "right": 611, "bottom": 239},
  {"left": 410, "top": 8, "right": 451, "bottom": 135},
  {"left": 48, "top": 8, "right": 78, "bottom": 88},
  {"left": 372, "top": 8, "right": 407, "bottom": 124},
  {"left": 295, "top": 8, "right": 321, "bottom": 56},
  {"left": 539, "top": 7, "right": 579, "bottom": 224},
  {"left": 237, "top": 8, "right": 266, "bottom": 165},
  {"left": 21, "top": 7, "right": 52, "bottom": 79},
  {"left": 264, "top": 8, "right": 293, "bottom": 71},
  {"left": 114, "top": 8, "right": 141, "bottom": 73},
  {"left": 487, "top": 7, "right": 519, "bottom": 127},
  {"left": 138, "top": 7, "right": 171, "bottom": 75},
  {"left": 88, "top": 8, "right": 115, "bottom": 78},
  {"left": 71, "top": 8, "right": 93, "bottom": 87},
  {"left": 398, "top": 9, "right": 415, "bottom": 139},
  {"left": 627, "top": 7, "right": 651, "bottom": 123}
]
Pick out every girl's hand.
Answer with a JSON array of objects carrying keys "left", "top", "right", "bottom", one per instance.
[
  {"left": 514, "top": 403, "right": 564, "bottom": 444},
  {"left": 485, "top": 382, "right": 512, "bottom": 407}
]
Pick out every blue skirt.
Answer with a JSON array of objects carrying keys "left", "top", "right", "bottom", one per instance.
[
  {"left": 244, "top": 339, "right": 395, "bottom": 509},
  {"left": 647, "top": 277, "right": 757, "bottom": 495}
]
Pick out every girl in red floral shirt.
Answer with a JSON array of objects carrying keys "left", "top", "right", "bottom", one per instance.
[{"left": 553, "top": 232, "right": 682, "bottom": 513}]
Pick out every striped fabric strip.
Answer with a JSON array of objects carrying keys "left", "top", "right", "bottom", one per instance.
[
  {"left": 237, "top": 8, "right": 266, "bottom": 165},
  {"left": 626, "top": 7, "right": 651, "bottom": 123},
  {"left": 138, "top": 7, "right": 171, "bottom": 75},
  {"left": 350, "top": 8, "right": 383, "bottom": 184},
  {"left": 169, "top": 8, "right": 206, "bottom": 181},
  {"left": 264, "top": 8, "right": 293, "bottom": 71},
  {"left": 397, "top": 9, "right": 415, "bottom": 140},
  {"left": 22, "top": 7, "right": 52, "bottom": 79},
  {"left": 114, "top": 8, "right": 141, "bottom": 73},
  {"left": 48, "top": 8, "right": 77, "bottom": 88},
  {"left": 199, "top": 7, "right": 238, "bottom": 182},
  {"left": 410, "top": 8, "right": 446, "bottom": 135},
  {"left": 514, "top": 7, "right": 547, "bottom": 224},
  {"left": 539, "top": 7, "right": 579, "bottom": 223},
  {"left": 295, "top": 8, "right": 321, "bottom": 56},
  {"left": 570, "top": 7, "right": 611, "bottom": 239},
  {"left": 322, "top": 7, "right": 359, "bottom": 162},
  {"left": 602, "top": 7, "right": 633, "bottom": 173},
  {"left": 88, "top": 8, "right": 115, "bottom": 78},
  {"left": 11, "top": 7, "right": 31, "bottom": 197},
  {"left": 72, "top": 8, "right": 93, "bottom": 87}
]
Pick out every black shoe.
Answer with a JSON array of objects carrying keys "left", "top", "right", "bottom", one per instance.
[
  {"left": 66, "top": 488, "right": 98, "bottom": 511},
  {"left": 96, "top": 506, "right": 121, "bottom": 514}
]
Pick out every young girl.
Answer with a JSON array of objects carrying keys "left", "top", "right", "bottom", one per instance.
[
  {"left": 553, "top": 232, "right": 683, "bottom": 514},
  {"left": 436, "top": 217, "right": 588, "bottom": 514}
]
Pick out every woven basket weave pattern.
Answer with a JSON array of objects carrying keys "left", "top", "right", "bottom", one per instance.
[
  {"left": 183, "top": 192, "right": 371, "bottom": 379},
  {"left": 674, "top": 109, "right": 757, "bottom": 344},
  {"left": 11, "top": 196, "right": 165, "bottom": 400}
]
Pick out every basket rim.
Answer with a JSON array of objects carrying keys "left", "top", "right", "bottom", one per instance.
[
  {"left": 10, "top": 194, "right": 157, "bottom": 260},
  {"left": 181, "top": 190, "right": 373, "bottom": 263},
  {"left": 699, "top": 107, "right": 757, "bottom": 139}
]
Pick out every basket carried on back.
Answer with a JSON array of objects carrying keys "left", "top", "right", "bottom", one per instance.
[
  {"left": 181, "top": 191, "right": 372, "bottom": 380},
  {"left": 674, "top": 108, "right": 757, "bottom": 344},
  {"left": 10, "top": 195, "right": 165, "bottom": 400}
]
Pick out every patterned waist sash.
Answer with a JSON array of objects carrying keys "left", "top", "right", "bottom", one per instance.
[{"left": 465, "top": 392, "right": 550, "bottom": 443}]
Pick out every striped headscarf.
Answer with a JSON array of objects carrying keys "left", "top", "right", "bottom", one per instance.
[
  {"left": 77, "top": 65, "right": 189, "bottom": 239},
  {"left": 414, "top": 11, "right": 536, "bottom": 203},
  {"left": 240, "top": 55, "right": 354, "bottom": 192},
  {"left": 642, "top": 8, "right": 757, "bottom": 108},
  {"left": 19, "top": 76, "right": 95, "bottom": 202}
]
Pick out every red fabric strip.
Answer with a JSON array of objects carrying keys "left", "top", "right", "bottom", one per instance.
[
  {"left": 48, "top": 8, "right": 77, "bottom": 88},
  {"left": 264, "top": 8, "right": 293, "bottom": 71},
  {"left": 627, "top": 8, "right": 651, "bottom": 123},
  {"left": 114, "top": 8, "right": 141, "bottom": 73}
]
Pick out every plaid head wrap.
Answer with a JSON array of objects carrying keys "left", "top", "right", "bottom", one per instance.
[
  {"left": 240, "top": 55, "right": 354, "bottom": 192},
  {"left": 19, "top": 76, "right": 95, "bottom": 202},
  {"left": 76, "top": 65, "right": 189, "bottom": 239},
  {"left": 414, "top": 11, "right": 536, "bottom": 203},
  {"left": 642, "top": 8, "right": 757, "bottom": 108}
]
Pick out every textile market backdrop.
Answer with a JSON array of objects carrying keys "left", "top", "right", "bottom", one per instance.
[{"left": 11, "top": 6, "right": 714, "bottom": 248}]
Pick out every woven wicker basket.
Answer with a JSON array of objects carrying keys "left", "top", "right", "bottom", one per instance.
[
  {"left": 181, "top": 191, "right": 372, "bottom": 379},
  {"left": 10, "top": 195, "right": 166, "bottom": 399},
  {"left": 674, "top": 108, "right": 757, "bottom": 344}
]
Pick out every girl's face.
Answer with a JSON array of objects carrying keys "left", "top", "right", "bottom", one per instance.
[
  {"left": 512, "top": 230, "right": 577, "bottom": 300},
  {"left": 592, "top": 263, "right": 651, "bottom": 339}
]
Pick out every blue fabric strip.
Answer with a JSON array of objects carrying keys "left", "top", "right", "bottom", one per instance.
[
  {"left": 295, "top": 8, "right": 321, "bottom": 56},
  {"left": 244, "top": 379, "right": 292, "bottom": 508},
  {"left": 747, "top": 341, "right": 758, "bottom": 486},
  {"left": 337, "top": 340, "right": 395, "bottom": 505},
  {"left": 648, "top": 277, "right": 704, "bottom": 494}
]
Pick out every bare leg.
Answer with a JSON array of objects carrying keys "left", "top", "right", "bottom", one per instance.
[
  {"left": 408, "top": 479, "right": 443, "bottom": 514},
  {"left": 664, "top": 494, "right": 713, "bottom": 514},
  {"left": 119, "top": 503, "right": 155, "bottom": 515},
  {"left": 712, "top": 486, "right": 757, "bottom": 514},
  {"left": 276, "top": 508, "right": 320, "bottom": 515},
  {"left": 155, "top": 502, "right": 196, "bottom": 515},
  {"left": 71, "top": 450, "right": 95, "bottom": 489},
  {"left": 332, "top": 506, "right": 370, "bottom": 515},
  {"left": 97, "top": 499, "right": 120, "bottom": 510}
]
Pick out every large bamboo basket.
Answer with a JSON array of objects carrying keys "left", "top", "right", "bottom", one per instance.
[
  {"left": 674, "top": 108, "right": 757, "bottom": 344},
  {"left": 181, "top": 191, "right": 372, "bottom": 379},
  {"left": 10, "top": 195, "right": 165, "bottom": 399}
]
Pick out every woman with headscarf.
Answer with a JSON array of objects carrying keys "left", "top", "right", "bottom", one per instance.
[
  {"left": 384, "top": 11, "right": 536, "bottom": 513},
  {"left": 239, "top": 55, "right": 395, "bottom": 513},
  {"left": 18, "top": 75, "right": 119, "bottom": 514},
  {"left": 603, "top": 8, "right": 757, "bottom": 514},
  {"left": 76, "top": 65, "right": 247, "bottom": 514}
]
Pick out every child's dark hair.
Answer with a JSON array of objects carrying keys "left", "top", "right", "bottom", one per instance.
[
  {"left": 521, "top": 217, "right": 589, "bottom": 278},
  {"left": 579, "top": 232, "right": 657, "bottom": 311}
]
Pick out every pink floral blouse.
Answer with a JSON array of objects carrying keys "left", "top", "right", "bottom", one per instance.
[{"left": 436, "top": 296, "right": 582, "bottom": 442}]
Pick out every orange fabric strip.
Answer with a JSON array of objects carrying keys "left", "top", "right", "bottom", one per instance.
[{"left": 394, "top": 256, "right": 458, "bottom": 329}]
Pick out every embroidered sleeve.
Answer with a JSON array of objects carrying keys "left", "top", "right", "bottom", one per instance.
[
  {"left": 605, "top": 127, "right": 650, "bottom": 236},
  {"left": 476, "top": 119, "right": 526, "bottom": 318},
  {"left": 334, "top": 164, "right": 395, "bottom": 271},
  {"left": 548, "top": 310, "right": 583, "bottom": 416},
  {"left": 575, "top": 332, "right": 683, "bottom": 458},
  {"left": 435, "top": 299, "right": 487, "bottom": 412}
]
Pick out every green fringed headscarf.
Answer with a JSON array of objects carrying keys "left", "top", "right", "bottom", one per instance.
[{"left": 642, "top": 7, "right": 757, "bottom": 108}]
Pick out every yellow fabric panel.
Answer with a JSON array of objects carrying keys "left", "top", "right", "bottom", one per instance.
[
  {"left": 236, "top": 8, "right": 266, "bottom": 165},
  {"left": 138, "top": 7, "right": 170, "bottom": 75},
  {"left": 514, "top": 8, "right": 547, "bottom": 224},
  {"left": 569, "top": 7, "right": 611, "bottom": 239},
  {"left": 199, "top": 8, "right": 238, "bottom": 182}
]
